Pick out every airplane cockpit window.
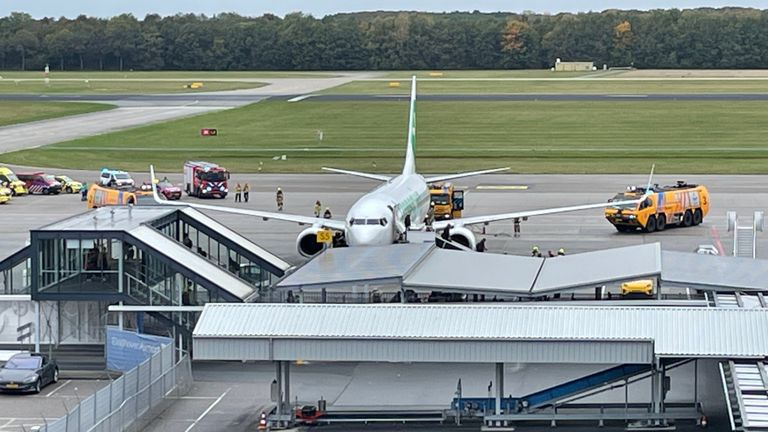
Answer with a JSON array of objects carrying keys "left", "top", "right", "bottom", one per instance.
[{"left": 350, "top": 218, "right": 366, "bottom": 225}]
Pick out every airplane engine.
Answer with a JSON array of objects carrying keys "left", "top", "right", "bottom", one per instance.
[
  {"left": 296, "top": 227, "right": 329, "bottom": 257},
  {"left": 439, "top": 226, "right": 476, "bottom": 250}
]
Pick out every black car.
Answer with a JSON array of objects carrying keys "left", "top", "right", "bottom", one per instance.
[{"left": 0, "top": 353, "right": 58, "bottom": 393}]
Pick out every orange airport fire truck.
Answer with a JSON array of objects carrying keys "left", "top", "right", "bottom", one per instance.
[{"left": 605, "top": 181, "right": 709, "bottom": 233}]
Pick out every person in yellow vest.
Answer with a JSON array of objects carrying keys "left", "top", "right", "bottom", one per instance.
[
  {"left": 276, "top": 187, "right": 284, "bottom": 211},
  {"left": 243, "top": 183, "right": 250, "bottom": 202},
  {"left": 314, "top": 200, "right": 322, "bottom": 217},
  {"left": 234, "top": 183, "right": 242, "bottom": 202}
]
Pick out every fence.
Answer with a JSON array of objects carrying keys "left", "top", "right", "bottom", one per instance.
[{"left": 40, "top": 343, "right": 192, "bottom": 432}]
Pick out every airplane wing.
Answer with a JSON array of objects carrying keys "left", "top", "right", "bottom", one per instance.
[
  {"left": 433, "top": 197, "right": 646, "bottom": 231},
  {"left": 424, "top": 167, "right": 510, "bottom": 183},
  {"left": 321, "top": 167, "right": 392, "bottom": 182},
  {"left": 434, "top": 165, "right": 655, "bottom": 230},
  {"left": 148, "top": 166, "right": 346, "bottom": 231}
]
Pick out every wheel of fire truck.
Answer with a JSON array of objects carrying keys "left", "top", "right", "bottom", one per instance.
[
  {"left": 693, "top": 208, "right": 703, "bottom": 225},
  {"left": 682, "top": 210, "right": 693, "bottom": 227},
  {"left": 656, "top": 214, "right": 666, "bottom": 231},
  {"left": 42, "top": 188, "right": 49, "bottom": 195},
  {"left": 645, "top": 215, "right": 656, "bottom": 233}
]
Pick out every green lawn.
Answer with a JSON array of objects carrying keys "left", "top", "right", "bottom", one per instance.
[
  {"left": 0, "top": 79, "right": 266, "bottom": 94},
  {"left": 4, "top": 99, "right": 768, "bottom": 173},
  {"left": 324, "top": 79, "right": 768, "bottom": 94},
  {"left": 0, "top": 71, "right": 336, "bottom": 79},
  {"left": 0, "top": 101, "right": 114, "bottom": 127}
]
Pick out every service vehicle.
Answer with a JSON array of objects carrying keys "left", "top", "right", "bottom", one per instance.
[
  {"left": 0, "top": 185, "right": 11, "bottom": 204},
  {"left": 428, "top": 182, "right": 464, "bottom": 220},
  {"left": 155, "top": 178, "right": 182, "bottom": 200},
  {"left": 99, "top": 168, "right": 135, "bottom": 188},
  {"left": 605, "top": 181, "right": 709, "bottom": 233},
  {"left": 87, "top": 184, "right": 154, "bottom": 209},
  {"left": 0, "top": 353, "right": 58, "bottom": 393},
  {"left": 621, "top": 280, "right": 654, "bottom": 298},
  {"left": 16, "top": 172, "right": 62, "bottom": 195},
  {"left": 54, "top": 175, "right": 84, "bottom": 193},
  {"left": 184, "top": 161, "right": 230, "bottom": 198},
  {"left": 0, "top": 166, "right": 28, "bottom": 196}
]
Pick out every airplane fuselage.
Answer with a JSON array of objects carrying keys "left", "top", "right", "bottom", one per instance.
[{"left": 344, "top": 173, "right": 430, "bottom": 247}]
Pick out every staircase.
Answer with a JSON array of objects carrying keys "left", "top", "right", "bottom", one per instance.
[
  {"left": 51, "top": 344, "right": 105, "bottom": 371},
  {"left": 720, "top": 361, "right": 768, "bottom": 431},
  {"left": 735, "top": 227, "right": 756, "bottom": 258}
]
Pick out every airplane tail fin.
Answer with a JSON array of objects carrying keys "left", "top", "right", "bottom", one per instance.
[{"left": 402, "top": 76, "right": 417, "bottom": 176}]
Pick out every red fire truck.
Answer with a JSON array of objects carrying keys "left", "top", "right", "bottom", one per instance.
[{"left": 183, "top": 161, "right": 230, "bottom": 198}]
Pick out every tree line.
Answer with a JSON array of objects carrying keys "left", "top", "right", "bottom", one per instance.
[{"left": 1, "top": 8, "right": 767, "bottom": 71}]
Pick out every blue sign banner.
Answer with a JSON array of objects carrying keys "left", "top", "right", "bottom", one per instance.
[{"left": 106, "top": 327, "right": 172, "bottom": 371}]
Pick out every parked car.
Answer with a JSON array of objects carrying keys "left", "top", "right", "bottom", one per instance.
[
  {"left": 0, "top": 353, "right": 58, "bottom": 393},
  {"left": 99, "top": 169, "right": 135, "bottom": 188},
  {"left": 156, "top": 178, "right": 182, "bottom": 200},
  {"left": 54, "top": 175, "right": 84, "bottom": 194}
]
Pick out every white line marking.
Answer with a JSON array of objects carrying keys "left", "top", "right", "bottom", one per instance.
[
  {"left": 0, "top": 419, "right": 14, "bottom": 429},
  {"left": 46, "top": 379, "right": 72, "bottom": 397},
  {"left": 287, "top": 94, "right": 314, "bottom": 102},
  {"left": 183, "top": 388, "right": 230, "bottom": 432}
]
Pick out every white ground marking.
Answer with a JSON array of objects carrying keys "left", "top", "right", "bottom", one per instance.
[
  {"left": 183, "top": 387, "right": 231, "bottom": 432},
  {"left": 287, "top": 94, "right": 315, "bottom": 102},
  {"left": 0, "top": 419, "right": 14, "bottom": 429},
  {"left": 45, "top": 379, "right": 72, "bottom": 397}
]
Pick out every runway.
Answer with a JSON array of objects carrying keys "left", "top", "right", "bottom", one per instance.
[{"left": 1, "top": 170, "right": 765, "bottom": 265}]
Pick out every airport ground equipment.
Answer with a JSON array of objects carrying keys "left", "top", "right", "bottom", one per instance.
[
  {"left": 605, "top": 181, "right": 709, "bottom": 233},
  {"left": 16, "top": 172, "right": 62, "bottom": 195},
  {"left": 727, "top": 211, "right": 764, "bottom": 258},
  {"left": 183, "top": 161, "right": 230, "bottom": 198},
  {"left": 0, "top": 166, "right": 28, "bottom": 196},
  {"left": 428, "top": 182, "right": 463, "bottom": 220}
]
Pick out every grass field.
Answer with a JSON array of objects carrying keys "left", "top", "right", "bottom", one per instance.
[
  {"left": 0, "top": 101, "right": 113, "bottom": 127},
  {"left": 0, "top": 79, "right": 266, "bottom": 94},
  {"left": 0, "top": 71, "right": 336, "bottom": 79},
  {"left": 324, "top": 79, "right": 768, "bottom": 94},
  {"left": 4, "top": 99, "right": 768, "bottom": 174}
]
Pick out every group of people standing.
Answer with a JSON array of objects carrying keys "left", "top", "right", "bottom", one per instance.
[{"left": 231, "top": 183, "right": 333, "bottom": 217}]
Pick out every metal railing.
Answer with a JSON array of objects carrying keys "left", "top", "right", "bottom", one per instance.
[{"left": 40, "top": 343, "right": 192, "bottom": 432}]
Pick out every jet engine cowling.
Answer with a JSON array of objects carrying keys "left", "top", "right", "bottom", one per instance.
[
  {"left": 296, "top": 227, "right": 330, "bottom": 257},
  {"left": 438, "top": 226, "right": 477, "bottom": 250}
]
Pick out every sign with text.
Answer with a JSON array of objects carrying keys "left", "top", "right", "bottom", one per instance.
[
  {"left": 106, "top": 327, "right": 172, "bottom": 371},
  {"left": 200, "top": 128, "right": 218, "bottom": 136}
]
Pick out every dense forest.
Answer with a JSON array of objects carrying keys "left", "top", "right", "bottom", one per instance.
[{"left": 0, "top": 8, "right": 767, "bottom": 71}]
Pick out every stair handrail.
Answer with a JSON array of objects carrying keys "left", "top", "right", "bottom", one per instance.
[{"left": 719, "top": 362, "right": 737, "bottom": 431}]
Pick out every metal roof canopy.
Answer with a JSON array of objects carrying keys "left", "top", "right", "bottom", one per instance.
[
  {"left": 277, "top": 243, "right": 433, "bottom": 291},
  {"left": 661, "top": 250, "right": 768, "bottom": 291},
  {"left": 37, "top": 206, "right": 176, "bottom": 232},
  {"left": 193, "top": 303, "right": 768, "bottom": 364}
]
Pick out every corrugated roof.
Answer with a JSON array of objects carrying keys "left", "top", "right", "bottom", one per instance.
[
  {"left": 405, "top": 248, "right": 541, "bottom": 293},
  {"left": 36, "top": 206, "right": 176, "bottom": 232},
  {"left": 661, "top": 251, "right": 768, "bottom": 291},
  {"left": 193, "top": 303, "right": 768, "bottom": 358},
  {"left": 534, "top": 243, "right": 661, "bottom": 292},
  {"left": 277, "top": 243, "right": 433, "bottom": 288}
]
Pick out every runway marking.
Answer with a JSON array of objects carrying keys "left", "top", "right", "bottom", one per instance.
[
  {"left": 46, "top": 379, "right": 72, "bottom": 397},
  {"left": 0, "top": 419, "right": 14, "bottom": 429},
  {"left": 476, "top": 185, "right": 529, "bottom": 190},
  {"left": 183, "top": 387, "right": 230, "bottom": 432},
  {"left": 287, "top": 94, "right": 314, "bottom": 102}
]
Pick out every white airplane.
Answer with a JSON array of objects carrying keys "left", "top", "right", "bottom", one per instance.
[{"left": 150, "top": 76, "right": 649, "bottom": 257}]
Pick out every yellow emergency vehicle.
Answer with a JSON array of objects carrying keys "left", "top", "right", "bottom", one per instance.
[
  {"left": 0, "top": 184, "right": 11, "bottom": 204},
  {"left": 605, "top": 181, "right": 709, "bottom": 233},
  {"left": 0, "top": 166, "right": 28, "bottom": 196},
  {"left": 54, "top": 175, "right": 84, "bottom": 193},
  {"left": 428, "top": 182, "right": 464, "bottom": 220},
  {"left": 621, "top": 280, "right": 654, "bottom": 297}
]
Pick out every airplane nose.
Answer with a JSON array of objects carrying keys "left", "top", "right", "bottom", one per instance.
[{"left": 348, "top": 227, "right": 387, "bottom": 246}]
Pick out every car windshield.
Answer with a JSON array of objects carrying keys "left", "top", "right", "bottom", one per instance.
[
  {"left": 58, "top": 176, "right": 73, "bottom": 182},
  {"left": 609, "top": 194, "right": 638, "bottom": 210},
  {"left": 4, "top": 357, "right": 41, "bottom": 370},
  {"left": 6, "top": 173, "right": 19, "bottom": 182},
  {"left": 202, "top": 171, "right": 227, "bottom": 182},
  {"left": 158, "top": 180, "right": 173, "bottom": 188},
  {"left": 115, "top": 173, "right": 131, "bottom": 180},
  {"left": 432, "top": 193, "right": 450, "bottom": 205}
]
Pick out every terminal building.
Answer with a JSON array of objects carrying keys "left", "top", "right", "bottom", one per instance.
[{"left": 2, "top": 204, "right": 768, "bottom": 430}]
